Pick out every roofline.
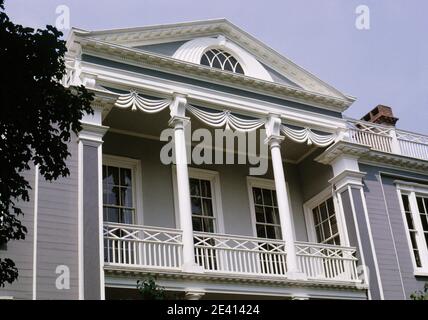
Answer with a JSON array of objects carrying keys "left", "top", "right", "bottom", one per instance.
[{"left": 70, "top": 18, "right": 355, "bottom": 104}]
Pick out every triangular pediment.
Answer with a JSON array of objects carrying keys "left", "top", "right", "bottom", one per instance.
[{"left": 72, "top": 19, "right": 352, "bottom": 101}]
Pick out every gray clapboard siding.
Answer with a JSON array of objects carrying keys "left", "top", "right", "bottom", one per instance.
[
  {"left": 360, "top": 164, "right": 428, "bottom": 300},
  {"left": 0, "top": 167, "right": 36, "bottom": 300},
  {"left": 35, "top": 136, "right": 79, "bottom": 300}
]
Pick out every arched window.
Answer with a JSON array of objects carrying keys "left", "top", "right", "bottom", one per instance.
[{"left": 200, "top": 49, "right": 244, "bottom": 74}]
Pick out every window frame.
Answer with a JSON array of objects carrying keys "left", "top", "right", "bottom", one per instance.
[
  {"left": 172, "top": 166, "right": 225, "bottom": 234},
  {"left": 303, "top": 187, "right": 349, "bottom": 246},
  {"left": 102, "top": 154, "right": 143, "bottom": 225},
  {"left": 200, "top": 48, "right": 245, "bottom": 74},
  {"left": 396, "top": 180, "right": 428, "bottom": 274},
  {"left": 246, "top": 176, "right": 295, "bottom": 240}
]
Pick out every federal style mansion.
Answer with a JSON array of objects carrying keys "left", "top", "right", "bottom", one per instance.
[{"left": 1, "top": 19, "right": 428, "bottom": 300}]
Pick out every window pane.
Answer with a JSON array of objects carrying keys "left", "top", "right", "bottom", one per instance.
[
  {"left": 265, "top": 207, "right": 274, "bottom": 224},
  {"left": 256, "top": 225, "right": 266, "bottom": 238},
  {"left": 201, "top": 180, "right": 211, "bottom": 197},
  {"left": 189, "top": 179, "right": 200, "bottom": 196},
  {"left": 331, "top": 216, "right": 338, "bottom": 235},
  {"left": 121, "top": 187, "right": 133, "bottom": 207},
  {"left": 406, "top": 213, "right": 415, "bottom": 230},
  {"left": 122, "top": 209, "right": 134, "bottom": 224},
  {"left": 235, "top": 63, "right": 244, "bottom": 74},
  {"left": 253, "top": 188, "right": 263, "bottom": 205},
  {"left": 262, "top": 189, "right": 272, "bottom": 206},
  {"left": 192, "top": 217, "right": 203, "bottom": 232},
  {"left": 200, "top": 54, "right": 210, "bottom": 66},
  {"left": 108, "top": 166, "right": 119, "bottom": 185},
  {"left": 266, "top": 225, "right": 276, "bottom": 239},
  {"left": 202, "top": 198, "right": 213, "bottom": 217},
  {"left": 191, "top": 197, "right": 202, "bottom": 215},
  {"left": 255, "top": 205, "right": 265, "bottom": 223},
  {"left": 417, "top": 197, "right": 424, "bottom": 213},
  {"left": 120, "top": 168, "right": 132, "bottom": 186},
  {"left": 323, "top": 221, "right": 331, "bottom": 239},
  {"left": 273, "top": 208, "right": 280, "bottom": 225},
  {"left": 203, "top": 218, "right": 214, "bottom": 233},
  {"left": 313, "top": 207, "right": 320, "bottom": 225},
  {"left": 319, "top": 203, "right": 328, "bottom": 221},
  {"left": 402, "top": 194, "right": 410, "bottom": 212},
  {"left": 106, "top": 186, "right": 120, "bottom": 205},
  {"left": 108, "top": 207, "right": 120, "bottom": 223},
  {"left": 421, "top": 214, "right": 428, "bottom": 231},
  {"left": 327, "top": 197, "right": 335, "bottom": 215}
]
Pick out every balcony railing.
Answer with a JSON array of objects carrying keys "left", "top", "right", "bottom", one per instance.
[
  {"left": 104, "top": 223, "right": 360, "bottom": 284},
  {"left": 345, "top": 119, "right": 428, "bottom": 161}
]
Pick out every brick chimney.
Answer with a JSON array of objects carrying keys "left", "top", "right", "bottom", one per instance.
[{"left": 361, "top": 105, "right": 399, "bottom": 126}]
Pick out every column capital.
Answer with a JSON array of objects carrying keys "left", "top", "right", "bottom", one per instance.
[
  {"left": 169, "top": 93, "right": 190, "bottom": 128},
  {"left": 329, "top": 170, "right": 366, "bottom": 192},
  {"left": 78, "top": 122, "right": 109, "bottom": 145},
  {"left": 264, "top": 134, "right": 284, "bottom": 148}
]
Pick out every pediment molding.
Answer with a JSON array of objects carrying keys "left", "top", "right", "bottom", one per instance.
[
  {"left": 77, "top": 37, "right": 351, "bottom": 112},
  {"left": 71, "top": 19, "right": 355, "bottom": 103}
]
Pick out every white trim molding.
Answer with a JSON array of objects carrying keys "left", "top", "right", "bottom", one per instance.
[{"left": 102, "top": 154, "right": 144, "bottom": 225}]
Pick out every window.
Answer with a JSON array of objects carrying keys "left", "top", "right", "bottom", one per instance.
[
  {"left": 200, "top": 48, "right": 244, "bottom": 74},
  {"left": 397, "top": 181, "right": 428, "bottom": 273},
  {"left": 312, "top": 197, "right": 341, "bottom": 245},
  {"left": 396, "top": 181, "right": 428, "bottom": 275},
  {"left": 401, "top": 194, "right": 422, "bottom": 267},
  {"left": 190, "top": 178, "right": 215, "bottom": 233},
  {"left": 103, "top": 165, "right": 135, "bottom": 224},
  {"left": 304, "top": 188, "right": 346, "bottom": 246},
  {"left": 247, "top": 177, "right": 283, "bottom": 240},
  {"left": 102, "top": 155, "right": 142, "bottom": 225},
  {"left": 173, "top": 167, "right": 224, "bottom": 232},
  {"left": 252, "top": 187, "right": 282, "bottom": 240}
]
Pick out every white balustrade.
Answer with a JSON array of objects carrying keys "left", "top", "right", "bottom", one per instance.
[
  {"left": 345, "top": 120, "right": 428, "bottom": 161},
  {"left": 193, "top": 232, "right": 287, "bottom": 276},
  {"left": 397, "top": 131, "right": 428, "bottom": 161},
  {"left": 295, "top": 242, "right": 359, "bottom": 282},
  {"left": 103, "top": 223, "right": 183, "bottom": 270},
  {"left": 104, "top": 224, "right": 360, "bottom": 283}
]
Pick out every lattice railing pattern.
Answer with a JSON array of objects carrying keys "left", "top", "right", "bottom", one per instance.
[
  {"left": 295, "top": 242, "right": 359, "bottom": 282},
  {"left": 345, "top": 120, "right": 393, "bottom": 153},
  {"left": 396, "top": 130, "right": 428, "bottom": 160},
  {"left": 193, "top": 232, "right": 287, "bottom": 276},
  {"left": 103, "top": 223, "right": 182, "bottom": 269}
]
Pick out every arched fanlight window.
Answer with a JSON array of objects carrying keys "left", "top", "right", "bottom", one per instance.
[{"left": 200, "top": 49, "right": 244, "bottom": 74}]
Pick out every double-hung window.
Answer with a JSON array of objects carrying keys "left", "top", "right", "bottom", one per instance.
[{"left": 397, "top": 181, "right": 428, "bottom": 273}]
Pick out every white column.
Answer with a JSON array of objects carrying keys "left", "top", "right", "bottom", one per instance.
[
  {"left": 169, "top": 94, "right": 202, "bottom": 273},
  {"left": 265, "top": 115, "right": 304, "bottom": 279}
]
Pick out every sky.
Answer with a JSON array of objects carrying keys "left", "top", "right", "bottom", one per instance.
[{"left": 4, "top": 0, "right": 428, "bottom": 134}]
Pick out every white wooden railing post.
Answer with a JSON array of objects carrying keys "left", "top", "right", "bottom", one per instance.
[
  {"left": 169, "top": 94, "right": 203, "bottom": 273},
  {"left": 389, "top": 128, "right": 402, "bottom": 155},
  {"left": 265, "top": 115, "right": 305, "bottom": 280}
]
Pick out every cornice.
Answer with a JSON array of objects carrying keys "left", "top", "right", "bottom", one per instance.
[
  {"left": 316, "top": 141, "right": 428, "bottom": 175},
  {"left": 77, "top": 37, "right": 352, "bottom": 113},
  {"left": 73, "top": 19, "right": 354, "bottom": 102}
]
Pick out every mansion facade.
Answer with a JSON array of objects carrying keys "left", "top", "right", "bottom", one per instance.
[{"left": 1, "top": 19, "right": 428, "bottom": 300}]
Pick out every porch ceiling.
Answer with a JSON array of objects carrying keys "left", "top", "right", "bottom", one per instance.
[{"left": 103, "top": 107, "right": 318, "bottom": 163}]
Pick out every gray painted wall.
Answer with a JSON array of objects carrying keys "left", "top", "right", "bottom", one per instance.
[
  {"left": 360, "top": 163, "right": 428, "bottom": 300},
  {"left": 0, "top": 166, "right": 36, "bottom": 300},
  {"left": 0, "top": 137, "right": 80, "bottom": 300}
]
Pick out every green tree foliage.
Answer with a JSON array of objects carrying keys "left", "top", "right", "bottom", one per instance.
[
  {"left": 0, "top": 0, "right": 94, "bottom": 287},
  {"left": 137, "top": 276, "right": 166, "bottom": 300}
]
